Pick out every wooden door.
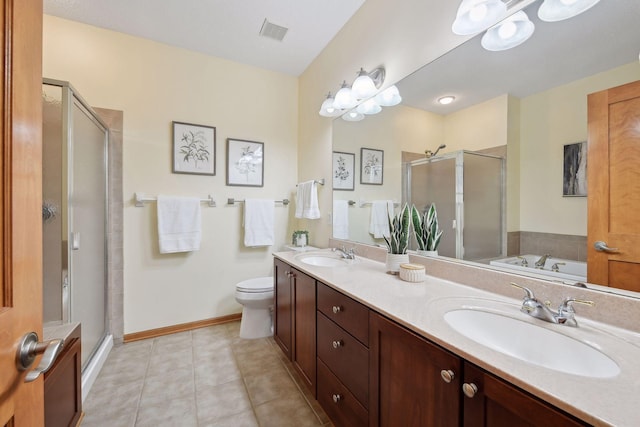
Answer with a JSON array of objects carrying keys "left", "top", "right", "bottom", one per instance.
[
  {"left": 273, "top": 258, "right": 293, "bottom": 359},
  {"left": 0, "top": 0, "right": 45, "bottom": 425},
  {"left": 587, "top": 80, "right": 640, "bottom": 291}
]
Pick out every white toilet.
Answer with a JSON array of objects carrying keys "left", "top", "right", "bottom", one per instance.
[{"left": 235, "top": 276, "right": 274, "bottom": 339}]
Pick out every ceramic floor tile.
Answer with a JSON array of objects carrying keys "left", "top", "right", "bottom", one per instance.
[
  {"left": 253, "top": 392, "right": 324, "bottom": 427},
  {"left": 244, "top": 368, "right": 301, "bottom": 406},
  {"left": 230, "top": 336, "right": 272, "bottom": 355},
  {"left": 145, "top": 346, "right": 193, "bottom": 377},
  {"left": 141, "top": 365, "right": 194, "bottom": 400},
  {"left": 196, "top": 379, "right": 253, "bottom": 424},
  {"left": 81, "top": 409, "right": 137, "bottom": 427},
  {"left": 234, "top": 346, "right": 284, "bottom": 377},
  {"left": 83, "top": 379, "right": 143, "bottom": 415},
  {"left": 135, "top": 394, "right": 197, "bottom": 427},
  {"left": 199, "top": 409, "right": 260, "bottom": 427},
  {"left": 195, "top": 354, "right": 242, "bottom": 389}
]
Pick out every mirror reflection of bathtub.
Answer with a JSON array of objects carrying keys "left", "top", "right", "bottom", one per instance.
[{"left": 490, "top": 255, "right": 586, "bottom": 283}]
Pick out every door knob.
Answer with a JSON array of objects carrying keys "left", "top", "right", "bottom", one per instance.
[
  {"left": 594, "top": 241, "right": 619, "bottom": 253},
  {"left": 16, "top": 332, "right": 64, "bottom": 382}
]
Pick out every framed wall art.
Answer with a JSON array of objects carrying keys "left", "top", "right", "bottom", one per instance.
[
  {"left": 563, "top": 141, "right": 587, "bottom": 196},
  {"left": 226, "top": 138, "right": 264, "bottom": 187},
  {"left": 172, "top": 121, "right": 216, "bottom": 176},
  {"left": 332, "top": 151, "right": 355, "bottom": 190},
  {"left": 360, "top": 147, "right": 384, "bottom": 185}
]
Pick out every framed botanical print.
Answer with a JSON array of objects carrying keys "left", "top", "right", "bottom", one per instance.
[
  {"left": 360, "top": 147, "right": 384, "bottom": 185},
  {"left": 172, "top": 121, "right": 216, "bottom": 175},
  {"left": 332, "top": 151, "right": 355, "bottom": 190},
  {"left": 226, "top": 138, "right": 264, "bottom": 187}
]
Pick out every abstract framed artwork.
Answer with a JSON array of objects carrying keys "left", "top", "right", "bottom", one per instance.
[
  {"left": 226, "top": 138, "right": 264, "bottom": 187},
  {"left": 563, "top": 141, "right": 587, "bottom": 197},
  {"left": 360, "top": 147, "right": 384, "bottom": 185},
  {"left": 172, "top": 121, "right": 216, "bottom": 175},
  {"left": 332, "top": 151, "right": 355, "bottom": 191}
]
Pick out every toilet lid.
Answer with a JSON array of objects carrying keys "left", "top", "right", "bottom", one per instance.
[{"left": 236, "top": 277, "right": 273, "bottom": 293}]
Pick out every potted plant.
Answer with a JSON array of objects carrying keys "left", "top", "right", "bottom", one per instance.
[
  {"left": 383, "top": 203, "right": 410, "bottom": 273},
  {"left": 411, "top": 203, "right": 443, "bottom": 256},
  {"left": 292, "top": 230, "right": 309, "bottom": 247}
]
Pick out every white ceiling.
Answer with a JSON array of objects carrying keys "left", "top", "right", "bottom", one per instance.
[{"left": 43, "top": 0, "right": 366, "bottom": 76}]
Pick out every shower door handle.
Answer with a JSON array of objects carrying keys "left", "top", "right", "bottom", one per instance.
[{"left": 16, "top": 332, "right": 65, "bottom": 382}]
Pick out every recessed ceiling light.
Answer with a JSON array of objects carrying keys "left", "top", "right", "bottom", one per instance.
[{"left": 438, "top": 96, "right": 456, "bottom": 105}]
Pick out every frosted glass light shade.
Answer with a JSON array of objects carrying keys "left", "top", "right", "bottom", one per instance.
[
  {"left": 342, "top": 110, "right": 365, "bottom": 122},
  {"left": 352, "top": 69, "right": 378, "bottom": 100},
  {"left": 375, "top": 85, "right": 402, "bottom": 107},
  {"left": 481, "top": 11, "right": 535, "bottom": 51},
  {"left": 333, "top": 81, "right": 357, "bottom": 110},
  {"left": 356, "top": 98, "right": 382, "bottom": 115},
  {"left": 319, "top": 93, "right": 341, "bottom": 117},
  {"left": 538, "top": 0, "right": 601, "bottom": 22},
  {"left": 452, "top": 0, "right": 507, "bottom": 35}
]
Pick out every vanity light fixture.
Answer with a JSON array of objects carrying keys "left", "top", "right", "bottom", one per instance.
[
  {"left": 375, "top": 85, "right": 402, "bottom": 107},
  {"left": 319, "top": 92, "right": 342, "bottom": 117},
  {"left": 352, "top": 68, "right": 379, "bottom": 100},
  {"left": 356, "top": 98, "right": 383, "bottom": 115},
  {"left": 438, "top": 95, "right": 456, "bottom": 105},
  {"left": 342, "top": 110, "right": 365, "bottom": 122},
  {"left": 452, "top": 0, "right": 508, "bottom": 35},
  {"left": 538, "top": 0, "right": 601, "bottom": 22},
  {"left": 481, "top": 10, "right": 535, "bottom": 51},
  {"left": 333, "top": 81, "right": 357, "bottom": 110}
]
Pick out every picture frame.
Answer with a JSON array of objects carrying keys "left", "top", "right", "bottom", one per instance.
[
  {"left": 360, "top": 147, "right": 384, "bottom": 185},
  {"left": 332, "top": 151, "right": 355, "bottom": 191},
  {"left": 563, "top": 141, "right": 587, "bottom": 197},
  {"left": 172, "top": 121, "right": 216, "bottom": 176},
  {"left": 226, "top": 138, "right": 264, "bottom": 187}
]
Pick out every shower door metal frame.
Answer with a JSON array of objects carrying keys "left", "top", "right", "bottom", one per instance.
[{"left": 43, "top": 78, "right": 110, "bottom": 368}]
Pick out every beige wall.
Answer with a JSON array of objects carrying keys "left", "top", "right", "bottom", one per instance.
[
  {"left": 519, "top": 61, "right": 640, "bottom": 235},
  {"left": 43, "top": 15, "right": 299, "bottom": 334}
]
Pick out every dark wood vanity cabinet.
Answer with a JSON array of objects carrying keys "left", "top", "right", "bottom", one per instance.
[{"left": 273, "top": 258, "right": 316, "bottom": 395}]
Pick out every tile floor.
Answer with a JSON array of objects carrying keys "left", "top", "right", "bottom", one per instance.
[{"left": 81, "top": 321, "right": 331, "bottom": 427}]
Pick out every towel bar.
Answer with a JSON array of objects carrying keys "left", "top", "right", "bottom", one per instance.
[
  {"left": 135, "top": 193, "right": 216, "bottom": 207},
  {"left": 296, "top": 178, "right": 325, "bottom": 186},
  {"left": 227, "top": 198, "right": 290, "bottom": 206},
  {"left": 359, "top": 199, "right": 400, "bottom": 208}
]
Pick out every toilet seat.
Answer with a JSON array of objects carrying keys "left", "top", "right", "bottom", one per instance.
[{"left": 236, "top": 277, "right": 273, "bottom": 293}]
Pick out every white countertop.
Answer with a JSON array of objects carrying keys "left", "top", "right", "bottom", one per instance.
[{"left": 274, "top": 249, "right": 640, "bottom": 427}]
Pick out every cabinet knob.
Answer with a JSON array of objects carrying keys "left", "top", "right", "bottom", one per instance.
[
  {"left": 332, "top": 340, "right": 343, "bottom": 349},
  {"left": 440, "top": 369, "right": 455, "bottom": 383},
  {"left": 332, "top": 305, "right": 342, "bottom": 314},
  {"left": 462, "top": 382, "right": 478, "bottom": 398},
  {"left": 332, "top": 394, "right": 342, "bottom": 403}
]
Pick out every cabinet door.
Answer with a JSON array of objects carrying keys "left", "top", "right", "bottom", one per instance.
[
  {"left": 274, "top": 258, "right": 293, "bottom": 359},
  {"left": 293, "top": 270, "right": 316, "bottom": 395},
  {"left": 369, "top": 312, "right": 462, "bottom": 427},
  {"left": 463, "top": 363, "right": 588, "bottom": 427}
]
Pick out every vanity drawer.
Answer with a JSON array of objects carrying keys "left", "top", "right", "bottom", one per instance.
[
  {"left": 317, "top": 282, "right": 369, "bottom": 344},
  {"left": 317, "top": 358, "right": 368, "bottom": 427},
  {"left": 317, "top": 312, "right": 369, "bottom": 408}
]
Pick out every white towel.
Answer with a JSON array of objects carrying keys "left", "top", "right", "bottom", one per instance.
[
  {"left": 369, "top": 200, "right": 394, "bottom": 239},
  {"left": 295, "top": 180, "right": 321, "bottom": 219},
  {"left": 157, "top": 195, "right": 201, "bottom": 254},
  {"left": 244, "top": 199, "right": 275, "bottom": 247},
  {"left": 332, "top": 200, "right": 349, "bottom": 239}
]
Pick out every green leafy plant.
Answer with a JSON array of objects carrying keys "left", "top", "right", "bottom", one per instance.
[
  {"left": 383, "top": 203, "right": 410, "bottom": 254},
  {"left": 411, "top": 203, "right": 443, "bottom": 251},
  {"left": 292, "top": 230, "right": 309, "bottom": 245}
]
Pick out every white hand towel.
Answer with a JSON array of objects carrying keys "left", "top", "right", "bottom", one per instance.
[
  {"left": 157, "top": 195, "right": 201, "bottom": 254},
  {"left": 332, "top": 200, "right": 349, "bottom": 239},
  {"left": 244, "top": 199, "right": 275, "bottom": 247},
  {"left": 295, "top": 180, "right": 321, "bottom": 219},
  {"left": 369, "top": 200, "right": 394, "bottom": 239}
]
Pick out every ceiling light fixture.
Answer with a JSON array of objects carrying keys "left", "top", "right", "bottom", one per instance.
[
  {"left": 333, "top": 81, "right": 357, "bottom": 110},
  {"left": 538, "top": 0, "right": 601, "bottom": 22},
  {"left": 481, "top": 11, "right": 535, "bottom": 51},
  {"left": 438, "top": 96, "right": 456, "bottom": 105},
  {"left": 452, "top": 0, "right": 508, "bottom": 35}
]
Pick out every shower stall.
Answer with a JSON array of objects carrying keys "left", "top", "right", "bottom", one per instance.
[
  {"left": 42, "top": 79, "right": 111, "bottom": 385},
  {"left": 403, "top": 150, "right": 505, "bottom": 260}
]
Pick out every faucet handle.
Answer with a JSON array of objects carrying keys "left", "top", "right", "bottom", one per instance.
[
  {"left": 558, "top": 297, "right": 595, "bottom": 314},
  {"left": 510, "top": 282, "right": 535, "bottom": 300},
  {"left": 516, "top": 256, "right": 528, "bottom": 266}
]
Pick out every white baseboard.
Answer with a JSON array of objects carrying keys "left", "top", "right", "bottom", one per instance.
[{"left": 81, "top": 334, "right": 113, "bottom": 402}]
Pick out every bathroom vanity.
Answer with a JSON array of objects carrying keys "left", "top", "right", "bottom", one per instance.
[{"left": 273, "top": 249, "right": 640, "bottom": 426}]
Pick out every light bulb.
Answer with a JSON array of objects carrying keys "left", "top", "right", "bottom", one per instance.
[
  {"left": 561, "top": 0, "right": 578, "bottom": 5},
  {"left": 352, "top": 69, "right": 377, "bottom": 100},
  {"left": 333, "top": 81, "right": 357, "bottom": 110},
  {"left": 498, "top": 21, "right": 517, "bottom": 39},
  {"left": 438, "top": 96, "right": 456, "bottom": 105},
  {"left": 469, "top": 4, "right": 488, "bottom": 22}
]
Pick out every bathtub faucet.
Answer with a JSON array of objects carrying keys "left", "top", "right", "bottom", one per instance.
[{"left": 534, "top": 254, "right": 551, "bottom": 269}]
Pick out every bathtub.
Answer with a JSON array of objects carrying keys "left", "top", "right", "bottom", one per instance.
[{"left": 489, "top": 255, "right": 586, "bottom": 282}]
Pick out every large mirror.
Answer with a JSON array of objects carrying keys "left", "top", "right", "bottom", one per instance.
[{"left": 332, "top": 0, "right": 640, "bottom": 296}]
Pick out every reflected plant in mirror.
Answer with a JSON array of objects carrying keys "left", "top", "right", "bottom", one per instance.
[{"left": 411, "top": 203, "right": 443, "bottom": 254}]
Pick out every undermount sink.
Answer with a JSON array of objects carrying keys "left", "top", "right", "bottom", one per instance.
[
  {"left": 295, "top": 252, "right": 350, "bottom": 267},
  {"left": 444, "top": 308, "right": 620, "bottom": 378}
]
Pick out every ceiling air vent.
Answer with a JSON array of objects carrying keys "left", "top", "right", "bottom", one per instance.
[{"left": 259, "top": 19, "right": 288, "bottom": 42}]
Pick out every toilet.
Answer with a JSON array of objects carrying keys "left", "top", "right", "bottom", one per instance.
[{"left": 235, "top": 276, "right": 274, "bottom": 339}]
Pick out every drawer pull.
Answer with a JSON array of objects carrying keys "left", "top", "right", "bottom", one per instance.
[
  {"left": 463, "top": 382, "right": 478, "bottom": 398},
  {"left": 440, "top": 369, "right": 455, "bottom": 383},
  {"left": 332, "top": 340, "right": 343, "bottom": 349},
  {"left": 332, "top": 305, "right": 342, "bottom": 314},
  {"left": 332, "top": 394, "right": 342, "bottom": 403}
]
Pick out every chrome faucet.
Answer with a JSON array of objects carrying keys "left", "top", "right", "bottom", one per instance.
[
  {"left": 516, "top": 256, "right": 528, "bottom": 267},
  {"left": 333, "top": 246, "right": 356, "bottom": 260},
  {"left": 534, "top": 254, "right": 551, "bottom": 269},
  {"left": 551, "top": 262, "right": 565, "bottom": 272},
  {"left": 510, "top": 283, "right": 594, "bottom": 327}
]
